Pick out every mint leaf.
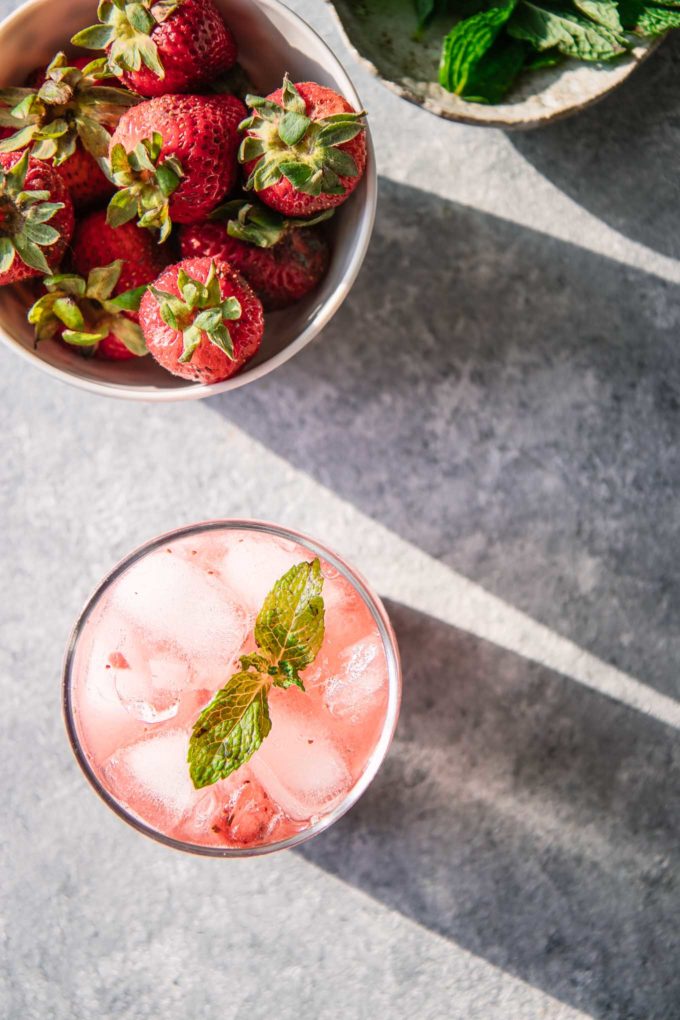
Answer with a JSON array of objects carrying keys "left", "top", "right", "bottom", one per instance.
[
  {"left": 458, "top": 35, "right": 527, "bottom": 103},
  {"left": 187, "top": 559, "right": 327, "bottom": 790},
  {"left": 573, "top": 0, "right": 623, "bottom": 31},
  {"left": 508, "top": 1, "right": 628, "bottom": 58},
  {"left": 634, "top": 1, "right": 680, "bottom": 32},
  {"left": 254, "top": 558, "right": 325, "bottom": 674},
  {"left": 524, "top": 45, "right": 562, "bottom": 67},
  {"left": 439, "top": 0, "right": 519, "bottom": 96},
  {"left": 188, "top": 670, "right": 271, "bottom": 788}
]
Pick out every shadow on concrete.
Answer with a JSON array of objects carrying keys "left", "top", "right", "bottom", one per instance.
[
  {"left": 298, "top": 600, "right": 680, "bottom": 1020},
  {"left": 509, "top": 35, "right": 680, "bottom": 260},
  {"left": 210, "top": 177, "right": 680, "bottom": 700}
]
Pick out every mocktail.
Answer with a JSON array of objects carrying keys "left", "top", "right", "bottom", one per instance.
[{"left": 64, "top": 522, "right": 400, "bottom": 854}]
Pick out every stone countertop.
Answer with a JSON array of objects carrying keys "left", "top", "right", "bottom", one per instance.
[{"left": 1, "top": 2, "right": 679, "bottom": 1018}]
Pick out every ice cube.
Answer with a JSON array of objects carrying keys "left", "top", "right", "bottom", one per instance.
[
  {"left": 112, "top": 549, "right": 248, "bottom": 684},
  {"left": 249, "top": 687, "right": 352, "bottom": 821},
  {"left": 113, "top": 654, "right": 184, "bottom": 724},
  {"left": 216, "top": 533, "right": 305, "bottom": 613},
  {"left": 74, "top": 608, "right": 146, "bottom": 759},
  {"left": 222, "top": 773, "right": 280, "bottom": 845},
  {"left": 316, "top": 572, "right": 379, "bottom": 667},
  {"left": 103, "top": 729, "right": 209, "bottom": 832},
  {"left": 323, "top": 636, "right": 387, "bottom": 721}
]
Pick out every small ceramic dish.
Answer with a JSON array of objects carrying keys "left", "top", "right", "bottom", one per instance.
[
  {"left": 328, "top": 0, "right": 660, "bottom": 129},
  {"left": 0, "top": 0, "right": 377, "bottom": 400}
]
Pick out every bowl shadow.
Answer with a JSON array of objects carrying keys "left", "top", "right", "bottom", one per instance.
[
  {"left": 298, "top": 600, "right": 680, "bottom": 1020},
  {"left": 211, "top": 176, "right": 680, "bottom": 701},
  {"left": 509, "top": 33, "right": 680, "bottom": 259}
]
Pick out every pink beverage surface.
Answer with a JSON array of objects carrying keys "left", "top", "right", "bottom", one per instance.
[{"left": 70, "top": 528, "right": 390, "bottom": 849}]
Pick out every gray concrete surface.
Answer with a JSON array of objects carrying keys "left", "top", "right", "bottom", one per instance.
[{"left": 2, "top": 2, "right": 680, "bottom": 1018}]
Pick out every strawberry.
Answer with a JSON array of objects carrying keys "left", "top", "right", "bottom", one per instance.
[
  {"left": 0, "top": 52, "right": 138, "bottom": 209},
  {"left": 180, "top": 200, "right": 332, "bottom": 310},
  {"left": 139, "top": 256, "right": 264, "bottom": 382},
  {"left": 240, "top": 76, "right": 367, "bottom": 217},
  {"left": 0, "top": 151, "right": 74, "bottom": 286},
  {"left": 27, "top": 260, "right": 147, "bottom": 360},
  {"left": 72, "top": 208, "right": 172, "bottom": 295},
  {"left": 72, "top": 0, "right": 236, "bottom": 98},
  {"left": 108, "top": 93, "right": 245, "bottom": 240}
]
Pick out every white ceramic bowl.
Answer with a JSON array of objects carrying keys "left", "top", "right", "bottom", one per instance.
[{"left": 0, "top": 0, "right": 377, "bottom": 400}]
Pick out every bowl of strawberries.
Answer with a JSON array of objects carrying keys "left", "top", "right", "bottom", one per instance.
[{"left": 0, "top": 0, "right": 376, "bottom": 399}]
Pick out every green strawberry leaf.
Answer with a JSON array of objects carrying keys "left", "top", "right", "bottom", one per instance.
[
  {"left": 107, "top": 188, "right": 140, "bottom": 227},
  {"left": 43, "top": 273, "right": 87, "bottom": 297},
  {"left": 281, "top": 75, "right": 307, "bottom": 115},
  {"left": 279, "top": 161, "right": 314, "bottom": 190},
  {"left": 188, "top": 670, "right": 272, "bottom": 788},
  {"left": 316, "top": 121, "right": 364, "bottom": 147},
  {"left": 322, "top": 147, "right": 359, "bottom": 178},
  {"left": 109, "top": 315, "right": 147, "bottom": 355},
  {"left": 71, "top": 24, "right": 116, "bottom": 49},
  {"left": 205, "top": 322, "right": 235, "bottom": 358},
  {"left": 156, "top": 162, "right": 181, "bottom": 197},
  {"left": 86, "top": 261, "right": 123, "bottom": 301},
  {"left": 193, "top": 307, "right": 223, "bottom": 332},
  {"left": 76, "top": 115, "right": 113, "bottom": 159},
  {"left": 53, "top": 296, "right": 85, "bottom": 330},
  {"left": 278, "top": 110, "right": 311, "bottom": 146},
  {"left": 22, "top": 221, "right": 60, "bottom": 246},
  {"left": 14, "top": 234, "right": 50, "bottom": 274},
  {"left": 127, "top": 2, "right": 155, "bottom": 33},
  {"left": 254, "top": 558, "right": 325, "bottom": 673},
  {"left": 107, "top": 284, "right": 148, "bottom": 311},
  {"left": 0, "top": 237, "right": 15, "bottom": 274},
  {"left": 61, "top": 328, "right": 107, "bottom": 346},
  {"left": 0, "top": 124, "right": 40, "bottom": 153}
]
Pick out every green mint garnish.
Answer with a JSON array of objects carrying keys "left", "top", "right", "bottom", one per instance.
[{"left": 187, "top": 558, "right": 325, "bottom": 789}]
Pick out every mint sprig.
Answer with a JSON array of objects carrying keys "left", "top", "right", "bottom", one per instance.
[
  {"left": 419, "top": 0, "right": 678, "bottom": 105},
  {"left": 187, "top": 558, "right": 325, "bottom": 789}
]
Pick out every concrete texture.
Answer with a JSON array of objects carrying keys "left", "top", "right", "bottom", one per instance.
[{"left": 1, "top": 2, "right": 679, "bottom": 1019}]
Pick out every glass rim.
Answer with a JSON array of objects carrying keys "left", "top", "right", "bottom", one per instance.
[{"left": 62, "top": 518, "right": 402, "bottom": 858}]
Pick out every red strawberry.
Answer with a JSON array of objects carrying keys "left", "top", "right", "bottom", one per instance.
[
  {"left": 0, "top": 52, "right": 138, "bottom": 209},
  {"left": 139, "top": 256, "right": 264, "bottom": 382},
  {"left": 180, "top": 200, "right": 331, "bottom": 310},
  {"left": 27, "top": 259, "right": 148, "bottom": 361},
  {"left": 0, "top": 151, "right": 73, "bottom": 286},
  {"left": 72, "top": 208, "right": 172, "bottom": 295},
  {"left": 240, "top": 77, "right": 368, "bottom": 217},
  {"left": 108, "top": 93, "right": 245, "bottom": 240},
  {"left": 53, "top": 145, "right": 114, "bottom": 209},
  {"left": 72, "top": 0, "right": 236, "bottom": 98}
]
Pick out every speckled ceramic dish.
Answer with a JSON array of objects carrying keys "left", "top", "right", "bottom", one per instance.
[
  {"left": 0, "top": 0, "right": 376, "bottom": 400},
  {"left": 328, "top": 0, "right": 660, "bottom": 128}
]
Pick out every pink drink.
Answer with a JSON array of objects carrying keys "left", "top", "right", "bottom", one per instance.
[{"left": 64, "top": 522, "right": 400, "bottom": 854}]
